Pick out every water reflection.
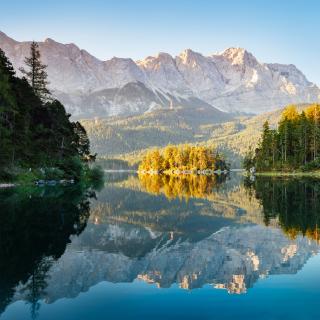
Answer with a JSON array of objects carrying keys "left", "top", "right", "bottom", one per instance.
[
  {"left": 138, "top": 173, "right": 227, "bottom": 200},
  {"left": 0, "top": 185, "right": 94, "bottom": 318},
  {"left": 245, "top": 177, "right": 320, "bottom": 242},
  {"left": 1, "top": 174, "right": 320, "bottom": 319}
]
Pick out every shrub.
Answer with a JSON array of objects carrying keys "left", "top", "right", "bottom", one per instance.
[
  {"left": 301, "top": 158, "right": 320, "bottom": 172},
  {"left": 85, "top": 166, "right": 104, "bottom": 189}
]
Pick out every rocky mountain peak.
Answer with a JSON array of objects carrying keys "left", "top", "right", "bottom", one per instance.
[
  {"left": 221, "top": 47, "right": 258, "bottom": 67},
  {"left": 137, "top": 52, "right": 174, "bottom": 68},
  {"left": 44, "top": 37, "right": 57, "bottom": 44},
  {"left": 0, "top": 30, "right": 319, "bottom": 117},
  {"left": 0, "top": 31, "right": 17, "bottom": 45},
  {"left": 178, "top": 49, "right": 204, "bottom": 64},
  {"left": 156, "top": 52, "right": 174, "bottom": 60}
]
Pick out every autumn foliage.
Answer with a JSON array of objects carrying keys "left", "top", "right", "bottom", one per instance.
[
  {"left": 138, "top": 173, "right": 226, "bottom": 201},
  {"left": 139, "top": 144, "right": 229, "bottom": 173}
]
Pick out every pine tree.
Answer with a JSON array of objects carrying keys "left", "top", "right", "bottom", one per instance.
[
  {"left": 0, "top": 49, "right": 15, "bottom": 78},
  {"left": 73, "top": 121, "right": 91, "bottom": 161},
  {"left": 253, "top": 104, "right": 320, "bottom": 172},
  {"left": 256, "top": 121, "right": 274, "bottom": 169},
  {"left": 20, "top": 41, "right": 51, "bottom": 101},
  {"left": 243, "top": 147, "right": 255, "bottom": 171},
  {"left": 305, "top": 104, "right": 320, "bottom": 161},
  {"left": 297, "top": 111, "right": 310, "bottom": 165},
  {"left": 0, "top": 48, "right": 16, "bottom": 168}
]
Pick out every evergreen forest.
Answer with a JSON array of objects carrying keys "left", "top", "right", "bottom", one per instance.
[
  {"left": 244, "top": 104, "right": 320, "bottom": 172},
  {"left": 0, "top": 43, "right": 98, "bottom": 181}
]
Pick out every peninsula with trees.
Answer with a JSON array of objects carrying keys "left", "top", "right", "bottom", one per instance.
[
  {"left": 244, "top": 104, "right": 320, "bottom": 173},
  {"left": 0, "top": 42, "right": 101, "bottom": 184}
]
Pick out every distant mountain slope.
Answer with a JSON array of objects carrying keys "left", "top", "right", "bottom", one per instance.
[
  {"left": 81, "top": 105, "right": 307, "bottom": 167},
  {"left": 1, "top": 31, "right": 319, "bottom": 118},
  {"left": 81, "top": 104, "right": 232, "bottom": 157}
]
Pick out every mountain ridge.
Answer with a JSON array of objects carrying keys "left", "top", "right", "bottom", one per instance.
[{"left": 1, "top": 31, "right": 319, "bottom": 118}]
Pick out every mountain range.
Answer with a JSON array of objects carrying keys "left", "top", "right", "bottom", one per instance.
[{"left": 1, "top": 31, "right": 319, "bottom": 118}]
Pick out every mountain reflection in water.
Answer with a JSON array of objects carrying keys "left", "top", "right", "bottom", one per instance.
[{"left": 1, "top": 173, "right": 320, "bottom": 319}]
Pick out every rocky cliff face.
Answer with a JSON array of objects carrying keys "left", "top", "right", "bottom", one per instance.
[{"left": 1, "top": 31, "right": 319, "bottom": 118}]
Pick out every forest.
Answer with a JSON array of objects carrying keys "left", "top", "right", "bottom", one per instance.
[
  {"left": 138, "top": 144, "right": 229, "bottom": 173},
  {"left": 0, "top": 43, "right": 100, "bottom": 182},
  {"left": 244, "top": 104, "right": 320, "bottom": 172}
]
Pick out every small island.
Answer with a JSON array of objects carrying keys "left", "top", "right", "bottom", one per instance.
[
  {"left": 138, "top": 144, "right": 229, "bottom": 174},
  {"left": 244, "top": 104, "right": 320, "bottom": 175}
]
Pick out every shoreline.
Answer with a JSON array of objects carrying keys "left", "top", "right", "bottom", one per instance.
[
  {"left": 0, "top": 183, "right": 15, "bottom": 188},
  {"left": 254, "top": 171, "right": 320, "bottom": 178},
  {"left": 103, "top": 169, "right": 244, "bottom": 174},
  {"left": 137, "top": 169, "right": 230, "bottom": 175}
]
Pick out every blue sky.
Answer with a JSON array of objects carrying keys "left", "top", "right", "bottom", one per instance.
[{"left": 1, "top": 0, "right": 320, "bottom": 84}]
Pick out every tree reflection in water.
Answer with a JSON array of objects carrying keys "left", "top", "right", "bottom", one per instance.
[
  {"left": 138, "top": 173, "right": 228, "bottom": 200},
  {"left": 0, "top": 185, "right": 95, "bottom": 318},
  {"left": 245, "top": 177, "right": 320, "bottom": 242},
  {"left": 2, "top": 174, "right": 320, "bottom": 319}
]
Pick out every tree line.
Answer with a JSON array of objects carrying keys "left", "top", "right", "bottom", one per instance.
[
  {"left": 0, "top": 42, "right": 97, "bottom": 180},
  {"left": 244, "top": 104, "right": 320, "bottom": 171},
  {"left": 138, "top": 144, "right": 229, "bottom": 173}
]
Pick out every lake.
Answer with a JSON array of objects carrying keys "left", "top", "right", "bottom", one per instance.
[{"left": 1, "top": 172, "right": 320, "bottom": 320}]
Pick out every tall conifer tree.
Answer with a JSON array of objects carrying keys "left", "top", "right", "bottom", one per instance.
[{"left": 20, "top": 41, "right": 51, "bottom": 101}]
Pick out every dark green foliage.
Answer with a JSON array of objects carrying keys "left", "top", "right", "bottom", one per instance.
[
  {"left": 0, "top": 48, "right": 95, "bottom": 180},
  {"left": 243, "top": 147, "right": 255, "bottom": 171},
  {"left": 245, "top": 177, "right": 320, "bottom": 240},
  {"left": 0, "top": 185, "right": 93, "bottom": 314},
  {"left": 20, "top": 41, "right": 51, "bottom": 101},
  {"left": 85, "top": 165, "right": 105, "bottom": 190},
  {"left": 249, "top": 105, "right": 320, "bottom": 172},
  {"left": 301, "top": 158, "right": 320, "bottom": 171},
  {"left": 72, "top": 121, "right": 94, "bottom": 161}
]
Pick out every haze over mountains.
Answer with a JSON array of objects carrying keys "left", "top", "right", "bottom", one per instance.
[{"left": 1, "top": 31, "right": 319, "bottom": 118}]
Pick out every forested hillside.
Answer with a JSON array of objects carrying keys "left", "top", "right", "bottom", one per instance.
[
  {"left": 81, "top": 104, "right": 309, "bottom": 168},
  {"left": 0, "top": 45, "right": 95, "bottom": 181}
]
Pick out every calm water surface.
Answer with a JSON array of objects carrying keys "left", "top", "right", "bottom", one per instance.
[{"left": 1, "top": 173, "right": 320, "bottom": 319}]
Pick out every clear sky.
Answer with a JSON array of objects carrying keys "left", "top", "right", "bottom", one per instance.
[{"left": 1, "top": 0, "right": 319, "bottom": 84}]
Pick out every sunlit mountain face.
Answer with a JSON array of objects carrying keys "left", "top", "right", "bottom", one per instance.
[
  {"left": 1, "top": 31, "right": 319, "bottom": 118},
  {"left": 1, "top": 173, "right": 320, "bottom": 319}
]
